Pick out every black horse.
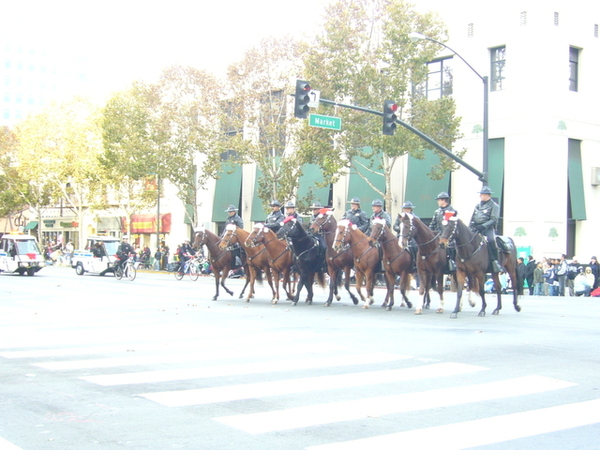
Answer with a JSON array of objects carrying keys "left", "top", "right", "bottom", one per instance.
[{"left": 277, "top": 216, "right": 326, "bottom": 305}]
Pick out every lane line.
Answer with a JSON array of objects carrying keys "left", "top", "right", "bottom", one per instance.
[
  {"left": 32, "top": 343, "right": 346, "bottom": 370},
  {"left": 0, "top": 436, "right": 25, "bottom": 450},
  {"left": 215, "top": 375, "right": 576, "bottom": 434},
  {"left": 141, "top": 362, "right": 487, "bottom": 407},
  {"left": 306, "top": 397, "right": 600, "bottom": 450},
  {"left": 81, "top": 352, "right": 410, "bottom": 386}
]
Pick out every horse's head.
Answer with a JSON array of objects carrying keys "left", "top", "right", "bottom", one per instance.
[
  {"left": 398, "top": 212, "right": 416, "bottom": 248},
  {"left": 246, "top": 223, "right": 267, "bottom": 248},
  {"left": 219, "top": 224, "right": 238, "bottom": 250},
  {"left": 193, "top": 228, "right": 207, "bottom": 251},
  {"left": 309, "top": 208, "right": 336, "bottom": 235},
  {"left": 439, "top": 211, "right": 459, "bottom": 247},
  {"left": 333, "top": 219, "right": 353, "bottom": 252},
  {"left": 277, "top": 216, "right": 302, "bottom": 240},
  {"left": 369, "top": 218, "right": 387, "bottom": 242}
]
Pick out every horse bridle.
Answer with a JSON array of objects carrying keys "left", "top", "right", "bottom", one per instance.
[{"left": 313, "top": 213, "right": 334, "bottom": 235}]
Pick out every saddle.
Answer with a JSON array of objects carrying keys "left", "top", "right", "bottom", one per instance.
[{"left": 495, "top": 236, "right": 514, "bottom": 253}]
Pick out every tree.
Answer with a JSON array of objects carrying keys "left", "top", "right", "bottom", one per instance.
[
  {"left": 0, "top": 127, "right": 31, "bottom": 219},
  {"left": 224, "top": 36, "right": 316, "bottom": 212},
  {"left": 299, "top": 0, "right": 463, "bottom": 207},
  {"left": 15, "top": 98, "right": 104, "bottom": 248}
]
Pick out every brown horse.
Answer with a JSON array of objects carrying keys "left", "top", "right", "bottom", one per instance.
[
  {"left": 398, "top": 212, "right": 448, "bottom": 315},
  {"left": 309, "top": 210, "right": 359, "bottom": 307},
  {"left": 193, "top": 227, "right": 250, "bottom": 301},
  {"left": 333, "top": 219, "right": 381, "bottom": 309},
  {"left": 245, "top": 223, "right": 295, "bottom": 303},
  {"left": 219, "top": 224, "right": 276, "bottom": 303},
  {"left": 369, "top": 218, "right": 413, "bottom": 311},
  {"left": 440, "top": 213, "right": 522, "bottom": 318}
]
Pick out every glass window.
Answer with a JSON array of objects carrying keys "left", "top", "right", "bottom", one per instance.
[
  {"left": 569, "top": 47, "right": 579, "bottom": 92},
  {"left": 490, "top": 46, "right": 506, "bottom": 91},
  {"left": 414, "top": 57, "right": 453, "bottom": 100}
]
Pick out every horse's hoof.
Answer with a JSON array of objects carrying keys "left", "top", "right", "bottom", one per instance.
[
  {"left": 239, "top": 294, "right": 244, "bottom": 299},
  {"left": 368, "top": 299, "right": 374, "bottom": 306},
  {"left": 351, "top": 298, "right": 359, "bottom": 305},
  {"left": 436, "top": 308, "right": 444, "bottom": 314},
  {"left": 479, "top": 311, "right": 487, "bottom": 317},
  {"left": 424, "top": 305, "right": 430, "bottom": 309},
  {"left": 515, "top": 305, "right": 521, "bottom": 312},
  {"left": 400, "top": 302, "right": 406, "bottom": 307},
  {"left": 386, "top": 306, "right": 392, "bottom": 311},
  {"left": 469, "top": 301, "right": 476, "bottom": 307},
  {"left": 335, "top": 295, "right": 341, "bottom": 301},
  {"left": 291, "top": 302, "right": 298, "bottom": 306},
  {"left": 492, "top": 310, "right": 499, "bottom": 315},
  {"left": 244, "top": 299, "right": 250, "bottom": 303},
  {"left": 450, "top": 312, "right": 458, "bottom": 319},
  {"left": 415, "top": 309, "right": 422, "bottom": 315},
  {"left": 307, "top": 300, "right": 312, "bottom": 305},
  {"left": 362, "top": 305, "right": 369, "bottom": 309},
  {"left": 212, "top": 298, "right": 217, "bottom": 301},
  {"left": 406, "top": 302, "right": 413, "bottom": 309},
  {"left": 323, "top": 302, "right": 331, "bottom": 307}
]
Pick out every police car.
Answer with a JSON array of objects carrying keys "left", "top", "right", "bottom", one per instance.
[
  {"left": 71, "top": 235, "right": 120, "bottom": 276},
  {"left": 0, "top": 233, "right": 45, "bottom": 276}
]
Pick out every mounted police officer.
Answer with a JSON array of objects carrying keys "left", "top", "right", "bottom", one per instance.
[
  {"left": 225, "top": 204, "right": 243, "bottom": 267},
  {"left": 430, "top": 192, "right": 456, "bottom": 273},
  {"left": 308, "top": 201, "right": 328, "bottom": 272},
  {"left": 284, "top": 201, "right": 303, "bottom": 224},
  {"left": 343, "top": 197, "right": 369, "bottom": 233},
  {"left": 469, "top": 186, "right": 502, "bottom": 273},
  {"left": 264, "top": 200, "right": 284, "bottom": 233},
  {"left": 394, "top": 201, "right": 419, "bottom": 272},
  {"left": 309, "top": 201, "right": 323, "bottom": 226},
  {"left": 369, "top": 199, "right": 391, "bottom": 231}
]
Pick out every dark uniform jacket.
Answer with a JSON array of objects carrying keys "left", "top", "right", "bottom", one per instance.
[
  {"left": 369, "top": 210, "right": 391, "bottom": 234},
  {"left": 286, "top": 211, "right": 303, "bottom": 225},
  {"left": 264, "top": 209, "right": 284, "bottom": 231},
  {"left": 430, "top": 205, "right": 457, "bottom": 233},
  {"left": 393, "top": 213, "right": 419, "bottom": 236},
  {"left": 469, "top": 199, "right": 499, "bottom": 232},
  {"left": 343, "top": 208, "right": 369, "bottom": 233},
  {"left": 226, "top": 214, "right": 244, "bottom": 229}
]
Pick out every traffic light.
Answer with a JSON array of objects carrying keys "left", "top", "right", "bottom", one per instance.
[
  {"left": 382, "top": 100, "right": 398, "bottom": 135},
  {"left": 294, "top": 80, "right": 311, "bottom": 119}
]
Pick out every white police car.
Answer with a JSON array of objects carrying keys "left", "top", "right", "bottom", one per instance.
[
  {"left": 71, "top": 236, "right": 120, "bottom": 276},
  {"left": 0, "top": 233, "right": 45, "bottom": 276}
]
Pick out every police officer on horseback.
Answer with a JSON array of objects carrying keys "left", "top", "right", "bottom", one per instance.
[
  {"left": 264, "top": 200, "right": 284, "bottom": 232},
  {"left": 343, "top": 197, "right": 369, "bottom": 233},
  {"left": 394, "top": 201, "right": 419, "bottom": 271},
  {"left": 469, "top": 186, "right": 502, "bottom": 273},
  {"left": 369, "top": 199, "right": 391, "bottom": 230},
  {"left": 309, "top": 201, "right": 323, "bottom": 226},
  {"left": 308, "top": 201, "right": 328, "bottom": 272},
  {"left": 430, "top": 192, "right": 457, "bottom": 273},
  {"left": 225, "top": 204, "right": 243, "bottom": 267},
  {"left": 284, "top": 201, "right": 303, "bottom": 224}
]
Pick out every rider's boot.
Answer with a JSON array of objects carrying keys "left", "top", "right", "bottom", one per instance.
[
  {"left": 448, "top": 258, "right": 457, "bottom": 273},
  {"left": 492, "top": 260, "right": 503, "bottom": 273}
]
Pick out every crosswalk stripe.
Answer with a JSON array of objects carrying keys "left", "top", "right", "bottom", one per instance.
[
  {"left": 306, "top": 397, "right": 600, "bottom": 450},
  {"left": 141, "top": 362, "right": 487, "bottom": 407},
  {"left": 0, "top": 436, "right": 24, "bottom": 450},
  {"left": 214, "top": 375, "right": 576, "bottom": 434},
  {"left": 32, "top": 343, "right": 346, "bottom": 370},
  {"left": 81, "top": 352, "right": 410, "bottom": 386}
]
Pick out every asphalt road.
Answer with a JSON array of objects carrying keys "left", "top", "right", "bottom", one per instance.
[{"left": 1, "top": 265, "right": 600, "bottom": 450}]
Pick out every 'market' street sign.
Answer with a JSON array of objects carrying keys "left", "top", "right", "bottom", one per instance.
[{"left": 309, "top": 114, "right": 342, "bottom": 131}]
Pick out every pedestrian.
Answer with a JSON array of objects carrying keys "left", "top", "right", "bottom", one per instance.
[
  {"left": 589, "top": 256, "right": 599, "bottom": 289},
  {"left": 342, "top": 197, "right": 369, "bottom": 233},
  {"left": 556, "top": 254, "right": 568, "bottom": 296},
  {"left": 516, "top": 257, "right": 527, "bottom": 296},
  {"left": 525, "top": 255, "right": 536, "bottom": 295},
  {"left": 533, "top": 262, "right": 544, "bottom": 296}
]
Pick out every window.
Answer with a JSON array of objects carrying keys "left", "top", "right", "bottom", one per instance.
[
  {"left": 490, "top": 46, "right": 506, "bottom": 91},
  {"left": 414, "top": 57, "right": 453, "bottom": 100},
  {"left": 569, "top": 47, "right": 579, "bottom": 92}
]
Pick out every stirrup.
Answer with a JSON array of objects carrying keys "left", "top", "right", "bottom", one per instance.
[
  {"left": 492, "top": 260, "right": 503, "bottom": 273},
  {"left": 448, "top": 260, "right": 457, "bottom": 273}
]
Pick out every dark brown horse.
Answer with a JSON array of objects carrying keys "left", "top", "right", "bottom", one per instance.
[
  {"left": 309, "top": 210, "right": 359, "bottom": 307},
  {"left": 245, "top": 223, "right": 295, "bottom": 303},
  {"left": 219, "top": 224, "right": 275, "bottom": 303},
  {"left": 333, "top": 219, "right": 381, "bottom": 309},
  {"left": 369, "top": 218, "right": 413, "bottom": 311},
  {"left": 398, "top": 212, "right": 448, "bottom": 314},
  {"left": 277, "top": 217, "right": 326, "bottom": 306},
  {"left": 440, "top": 213, "right": 522, "bottom": 318},
  {"left": 193, "top": 227, "right": 250, "bottom": 301}
]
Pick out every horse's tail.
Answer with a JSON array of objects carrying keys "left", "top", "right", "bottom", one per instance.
[{"left": 316, "top": 271, "right": 326, "bottom": 288}]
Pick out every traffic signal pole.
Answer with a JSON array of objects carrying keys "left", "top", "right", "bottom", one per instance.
[{"left": 315, "top": 97, "right": 487, "bottom": 183}]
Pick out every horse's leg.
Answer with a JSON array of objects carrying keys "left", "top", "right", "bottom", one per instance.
[
  {"left": 324, "top": 265, "right": 337, "bottom": 307},
  {"left": 244, "top": 267, "right": 256, "bottom": 303},
  {"left": 435, "top": 273, "right": 445, "bottom": 314},
  {"left": 415, "top": 269, "right": 427, "bottom": 315},
  {"left": 212, "top": 271, "right": 221, "bottom": 301},
  {"left": 508, "top": 267, "right": 522, "bottom": 313},
  {"left": 355, "top": 269, "right": 367, "bottom": 304},
  {"left": 383, "top": 269, "right": 395, "bottom": 311},
  {"left": 343, "top": 267, "right": 359, "bottom": 305},
  {"left": 264, "top": 267, "right": 276, "bottom": 303},
  {"left": 220, "top": 263, "right": 235, "bottom": 297},
  {"left": 305, "top": 272, "right": 316, "bottom": 305},
  {"left": 450, "top": 271, "right": 466, "bottom": 318},
  {"left": 292, "top": 273, "right": 306, "bottom": 306},
  {"left": 362, "top": 269, "right": 375, "bottom": 309},
  {"left": 399, "top": 271, "right": 413, "bottom": 309}
]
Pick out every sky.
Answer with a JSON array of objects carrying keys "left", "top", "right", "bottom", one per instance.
[{"left": 3, "top": 0, "right": 460, "bottom": 100}]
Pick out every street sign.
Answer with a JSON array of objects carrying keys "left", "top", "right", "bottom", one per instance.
[
  {"left": 309, "top": 114, "right": 342, "bottom": 131},
  {"left": 308, "top": 89, "right": 320, "bottom": 108}
]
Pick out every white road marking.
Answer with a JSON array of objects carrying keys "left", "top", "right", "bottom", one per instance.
[
  {"left": 215, "top": 375, "right": 576, "bottom": 434},
  {"left": 81, "top": 352, "right": 410, "bottom": 386},
  {"left": 0, "top": 436, "right": 25, "bottom": 450},
  {"left": 141, "top": 362, "right": 486, "bottom": 407}
]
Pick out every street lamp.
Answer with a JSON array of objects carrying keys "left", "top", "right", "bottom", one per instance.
[{"left": 409, "top": 32, "right": 489, "bottom": 185}]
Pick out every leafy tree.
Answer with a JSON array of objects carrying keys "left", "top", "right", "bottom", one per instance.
[
  {"left": 224, "top": 36, "right": 316, "bottom": 212},
  {"left": 15, "top": 98, "right": 104, "bottom": 248},
  {"left": 298, "top": 0, "right": 463, "bottom": 207},
  {"left": 0, "top": 127, "right": 31, "bottom": 218}
]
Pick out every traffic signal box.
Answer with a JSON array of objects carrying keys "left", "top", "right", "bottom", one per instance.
[
  {"left": 383, "top": 100, "right": 398, "bottom": 135},
  {"left": 294, "top": 80, "right": 312, "bottom": 119}
]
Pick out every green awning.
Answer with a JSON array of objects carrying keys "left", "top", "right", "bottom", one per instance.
[
  {"left": 404, "top": 150, "right": 450, "bottom": 218},
  {"left": 212, "top": 163, "right": 243, "bottom": 222},
  {"left": 488, "top": 138, "right": 505, "bottom": 207},
  {"left": 568, "top": 139, "right": 586, "bottom": 220},
  {"left": 251, "top": 166, "right": 267, "bottom": 222},
  {"left": 347, "top": 152, "right": 386, "bottom": 206},
  {"left": 24, "top": 221, "right": 38, "bottom": 230},
  {"left": 297, "top": 163, "right": 330, "bottom": 209}
]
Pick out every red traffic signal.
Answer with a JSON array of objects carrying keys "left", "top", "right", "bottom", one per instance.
[
  {"left": 383, "top": 100, "right": 397, "bottom": 135},
  {"left": 294, "top": 80, "right": 312, "bottom": 119}
]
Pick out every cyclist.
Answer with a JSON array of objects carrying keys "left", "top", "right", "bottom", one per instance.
[
  {"left": 116, "top": 236, "right": 134, "bottom": 271},
  {"left": 176, "top": 240, "right": 195, "bottom": 274}
]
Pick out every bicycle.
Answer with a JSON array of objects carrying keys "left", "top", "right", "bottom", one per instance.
[
  {"left": 174, "top": 256, "right": 200, "bottom": 281},
  {"left": 115, "top": 255, "right": 136, "bottom": 281}
]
